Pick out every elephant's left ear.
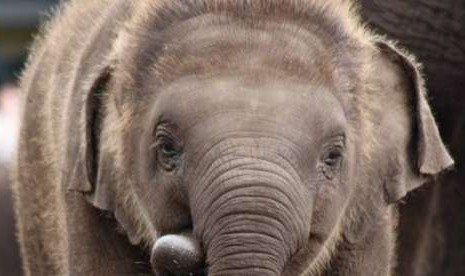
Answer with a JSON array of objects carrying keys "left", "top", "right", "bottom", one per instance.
[{"left": 374, "top": 40, "right": 454, "bottom": 203}]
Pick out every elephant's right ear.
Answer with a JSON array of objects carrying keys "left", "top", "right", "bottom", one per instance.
[{"left": 66, "top": 65, "right": 117, "bottom": 211}]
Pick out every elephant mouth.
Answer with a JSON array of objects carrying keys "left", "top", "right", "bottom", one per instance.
[{"left": 150, "top": 232, "right": 207, "bottom": 276}]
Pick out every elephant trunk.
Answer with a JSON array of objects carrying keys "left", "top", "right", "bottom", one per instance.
[
  {"left": 204, "top": 199, "right": 293, "bottom": 275},
  {"left": 191, "top": 157, "right": 312, "bottom": 276}
]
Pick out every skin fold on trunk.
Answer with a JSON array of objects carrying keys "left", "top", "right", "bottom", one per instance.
[{"left": 189, "top": 144, "right": 313, "bottom": 276}]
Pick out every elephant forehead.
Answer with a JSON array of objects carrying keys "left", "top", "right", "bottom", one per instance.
[
  {"left": 154, "top": 75, "right": 347, "bottom": 141},
  {"left": 140, "top": 13, "right": 340, "bottom": 90}
]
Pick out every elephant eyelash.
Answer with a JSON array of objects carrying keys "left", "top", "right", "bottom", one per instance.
[
  {"left": 152, "top": 123, "right": 182, "bottom": 145},
  {"left": 328, "top": 135, "right": 346, "bottom": 147},
  {"left": 150, "top": 136, "right": 182, "bottom": 155},
  {"left": 150, "top": 130, "right": 183, "bottom": 171}
]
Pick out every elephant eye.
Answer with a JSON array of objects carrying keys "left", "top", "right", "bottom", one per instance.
[
  {"left": 156, "top": 137, "right": 182, "bottom": 171},
  {"left": 321, "top": 148, "right": 343, "bottom": 179},
  {"left": 160, "top": 140, "right": 178, "bottom": 156},
  {"left": 324, "top": 150, "right": 342, "bottom": 166}
]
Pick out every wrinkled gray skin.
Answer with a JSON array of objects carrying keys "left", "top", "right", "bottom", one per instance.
[{"left": 13, "top": 0, "right": 453, "bottom": 275}]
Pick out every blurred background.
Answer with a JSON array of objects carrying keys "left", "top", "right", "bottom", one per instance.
[{"left": 0, "top": 0, "right": 463, "bottom": 275}]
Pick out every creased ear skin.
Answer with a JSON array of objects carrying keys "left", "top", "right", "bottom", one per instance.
[
  {"left": 375, "top": 41, "right": 454, "bottom": 203},
  {"left": 67, "top": 65, "right": 116, "bottom": 212},
  {"left": 66, "top": 64, "right": 145, "bottom": 245},
  {"left": 85, "top": 67, "right": 118, "bottom": 211}
]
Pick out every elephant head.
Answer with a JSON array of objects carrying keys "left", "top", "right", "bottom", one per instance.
[{"left": 66, "top": 1, "right": 453, "bottom": 275}]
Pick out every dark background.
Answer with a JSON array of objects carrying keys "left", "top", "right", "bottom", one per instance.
[{"left": 0, "top": 0, "right": 463, "bottom": 275}]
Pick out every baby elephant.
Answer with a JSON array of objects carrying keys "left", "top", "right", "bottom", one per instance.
[{"left": 13, "top": 0, "right": 453, "bottom": 275}]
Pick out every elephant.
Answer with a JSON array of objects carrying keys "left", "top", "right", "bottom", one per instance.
[{"left": 13, "top": 0, "right": 453, "bottom": 275}]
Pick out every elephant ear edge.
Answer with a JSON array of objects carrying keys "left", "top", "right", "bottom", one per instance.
[
  {"left": 66, "top": 64, "right": 118, "bottom": 212},
  {"left": 374, "top": 40, "right": 454, "bottom": 203},
  {"left": 66, "top": 62, "right": 146, "bottom": 245}
]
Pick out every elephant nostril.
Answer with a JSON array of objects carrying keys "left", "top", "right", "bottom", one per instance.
[{"left": 151, "top": 234, "right": 205, "bottom": 276}]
